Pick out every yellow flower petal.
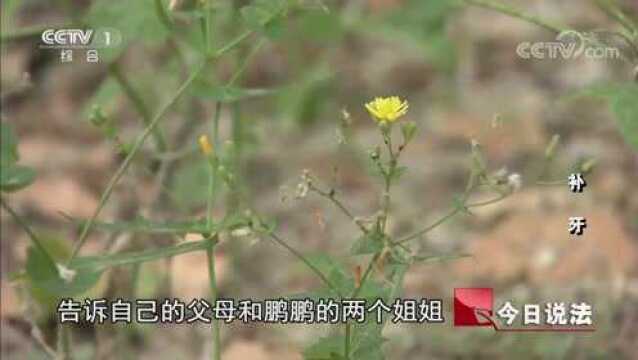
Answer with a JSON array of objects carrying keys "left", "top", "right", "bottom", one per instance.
[{"left": 365, "top": 96, "right": 409, "bottom": 124}]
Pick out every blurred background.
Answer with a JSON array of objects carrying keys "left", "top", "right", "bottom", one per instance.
[{"left": 1, "top": 0, "right": 637, "bottom": 359}]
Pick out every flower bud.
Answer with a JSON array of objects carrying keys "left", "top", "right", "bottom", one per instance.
[
  {"left": 580, "top": 158, "right": 597, "bottom": 175},
  {"left": 368, "top": 147, "right": 380, "bottom": 161},
  {"left": 545, "top": 134, "right": 561, "bottom": 159},
  {"left": 198, "top": 134, "right": 213, "bottom": 156}
]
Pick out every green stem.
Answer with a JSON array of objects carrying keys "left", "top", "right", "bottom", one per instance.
[
  {"left": 108, "top": 62, "right": 167, "bottom": 151},
  {"left": 393, "top": 208, "right": 461, "bottom": 246},
  {"left": 69, "top": 61, "right": 206, "bottom": 261},
  {"left": 344, "top": 127, "right": 400, "bottom": 357},
  {"left": 56, "top": 322, "right": 72, "bottom": 360},
  {"left": 207, "top": 102, "right": 222, "bottom": 228},
  {"left": 268, "top": 233, "right": 342, "bottom": 297},
  {"left": 392, "top": 171, "right": 480, "bottom": 246},
  {"left": 309, "top": 183, "right": 368, "bottom": 234},
  {"left": 206, "top": 238, "right": 221, "bottom": 360},
  {"left": 344, "top": 252, "right": 380, "bottom": 359},
  {"left": 212, "top": 103, "right": 221, "bottom": 152},
  {"left": 380, "top": 128, "right": 396, "bottom": 234},
  {"left": 228, "top": 103, "right": 242, "bottom": 211},
  {"left": 199, "top": 0, "right": 219, "bottom": 55},
  {"left": 466, "top": 194, "right": 508, "bottom": 207},
  {"left": 1, "top": 24, "right": 68, "bottom": 42},
  {"left": 63, "top": 17, "right": 260, "bottom": 353},
  {"left": 227, "top": 37, "right": 266, "bottom": 86},
  {"left": 393, "top": 190, "right": 511, "bottom": 246},
  {"left": 203, "top": 105, "right": 222, "bottom": 360},
  {"left": 463, "top": 0, "right": 565, "bottom": 34},
  {"left": 154, "top": 0, "right": 174, "bottom": 30},
  {"left": 211, "top": 31, "right": 253, "bottom": 59},
  {"left": 344, "top": 324, "right": 351, "bottom": 359},
  {"left": 593, "top": 0, "right": 637, "bottom": 35},
  {"left": 0, "top": 197, "right": 52, "bottom": 261}
]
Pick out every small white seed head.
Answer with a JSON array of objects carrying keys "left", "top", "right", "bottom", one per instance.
[
  {"left": 507, "top": 173, "right": 522, "bottom": 192},
  {"left": 231, "top": 227, "right": 252, "bottom": 237},
  {"left": 56, "top": 264, "right": 77, "bottom": 283}
]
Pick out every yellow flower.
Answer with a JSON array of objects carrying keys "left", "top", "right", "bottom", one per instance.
[
  {"left": 198, "top": 134, "right": 213, "bottom": 156},
  {"left": 365, "top": 96, "right": 409, "bottom": 124}
]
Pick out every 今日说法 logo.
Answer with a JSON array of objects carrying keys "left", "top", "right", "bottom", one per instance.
[{"left": 453, "top": 288, "right": 595, "bottom": 332}]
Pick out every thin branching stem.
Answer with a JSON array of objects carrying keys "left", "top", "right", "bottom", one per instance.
[
  {"left": 56, "top": 322, "right": 72, "bottom": 360},
  {"left": 205, "top": 98, "right": 223, "bottom": 360},
  {"left": 154, "top": 0, "right": 174, "bottom": 30},
  {"left": 206, "top": 237, "right": 221, "bottom": 360},
  {"left": 345, "top": 126, "right": 399, "bottom": 359},
  {"left": 309, "top": 183, "right": 368, "bottom": 234},
  {"left": 69, "top": 61, "right": 206, "bottom": 261},
  {"left": 268, "top": 232, "right": 342, "bottom": 297},
  {"left": 392, "top": 208, "right": 461, "bottom": 246},
  {"left": 108, "top": 61, "right": 167, "bottom": 151},
  {"left": 0, "top": 197, "right": 51, "bottom": 259},
  {"left": 69, "top": 34, "right": 256, "bottom": 261},
  {"left": 344, "top": 252, "right": 381, "bottom": 359},
  {"left": 593, "top": 0, "right": 638, "bottom": 36},
  {"left": 1, "top": 24, "right": 69, "bottom": 42}
]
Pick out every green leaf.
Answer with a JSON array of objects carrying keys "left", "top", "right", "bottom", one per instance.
[
  {"left": 173, "top": 160, "right": 215, "bottom": 208},
  {"left": 27, "top": 238, "right": 214, "bottom": 297},
  {"left": 400, "top": 121, "right": 417, "bottom": 144},
  {"left": 0, "top": 122, "right": 18, "bottom": 168},
  {"left": 1, "top": 123, "right": 36, "bottom": 192},
  {"left": 303, "top": 335, "right": 346, "bottom": 360},
  {"left": 452, "top": 195, "right": 471, "bottom": 215},
  {"left": 359, "top": 0, "right": 459, "bottom": 73},
  {"left": 1, "top": 0, "right": 22, "bottom": 33},
  {"left": 356, "top": 280, "right": 391, "bottom": 303},
  {"left": 350, "top": 231, "right": 385, "bottom": 255},
  {"left": 575, "top": 83, "right": 638, "bottom": 151},
  {"left": 389, "top": 165, "right": 408, "bottom": 182},
  {"left": 70, "top": 240, "right": 213, "bottom": 272},
  {"left": 241, "top": 4, "right": 274, "bottom": 29},
  {"left": 27, "top": 245, "right": 103, "bottom": 297},
  {"left": 277, "top": 64, "right": 334, "bottom": 127},
  {"left": 412, "top": 252, "right": 472, "bottom": 264},
  {"left": 86, "top": 0, "right": 170, "bottom": 62},
  {"left": 135, "top": 262, "right": 164, "bottom": 298},
  {"left": 0, "top": 164, "right": 35, "bottom": 192},
  {"left": 67, "top": 214, "right": 249, "bottom": 235},
  {"left": 82, "top": 78, "right": 120, "bottom": 121},
  {"left": 69, "top": 217, "right": 209, "bottom": 235},
  {"left": 303, "top": 254, "right": 353, "bottom": 297},
  {"left": 191, "top": 85, "right": 276, "bottom": 102},
  {"left": 240, "top": 0, "right": 287, "bottom": 36},
  {"left": 351, "top": 321, "right": 386, "bottom": 360},
  {"left": 609, "top": 85, "right": 638, "bottom": 151}
]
